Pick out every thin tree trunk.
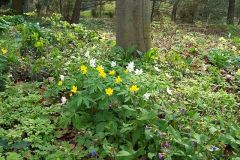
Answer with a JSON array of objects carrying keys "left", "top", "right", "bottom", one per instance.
[
  {"left": 116, "top": 0, "right": 152, "bottom": 54},
  {"left": 171, "top": 0, "right": 181, "bottom": 22},
  {"left": 71, "top": 0, "right": 83, "bottom": 24},
  {"left": 227, "top": 0, "right": 235, "bottom": 24},
  {"left": 59, "top": 0, "right": 63, "bottom": 15},
  {"left": 151, "top": 0, "right": 156, "bottom": 22},
  {"left": 99, "top": 0, "right": 103, "bottom": 17},
  {"left": 12, "top": 0, "right": 23, "bottom": 14}
]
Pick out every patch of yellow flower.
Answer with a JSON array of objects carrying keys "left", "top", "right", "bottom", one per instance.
[
  {"left": 96, "top": 66, "right": 106, "bottom": 78},
  {"left": 129, "top": 85, "right": 139, "bottom": 93},
  {"left": 1, "top": 48, "right": 8, "bottom": 54},
  {"left": 58, "top": 81, "right": 63, "bottom": 86},
  {"left": 115, "top": 76, "right": 122, "bottom": 84},
  {"left": 109, "top": 70, "right": 116, "bottom": 76},
  {"left": 71, "top": 85, "right": 78, "bottom": 93},
  {"left": 236, "top": 69, "right": 240, "bottom": 76},
  {"left": 124, "top": 69, "right": 128, "bottom": 74},
  {"left": 105, "top": 87, "right": 113, "bottom": 96},
  {"left": 80, "top": 65, "right": 87, "bottom": 75}
]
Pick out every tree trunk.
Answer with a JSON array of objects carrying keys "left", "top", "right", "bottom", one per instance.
[
  {"left": 227, "top": 0, "right": 235, "bottom": 24},
  {"left": 99, "top": 0, "right": 103, "bottom": 17},
  {"left": 151, "top": 0, "right": 156, "bottom": 22},
  {"left": 171, "top": 0, "right": 181, "bottom": 22},
  {"left": 71, "top": 0, "right": 83, "bottom": 24},
  {"left": 59, "top": 0, "right": 63, "bottom": 14},
  {"left": 12, "top": 0, "right": 23, "bottom": 14},
  {"left": 116, "top": 0, "right": 152, "bottom": 54}
]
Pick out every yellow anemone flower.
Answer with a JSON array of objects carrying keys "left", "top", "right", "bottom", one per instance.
[
  {"left": 109, "top": 70, "right": 116, "bottom": 76},
  {"left": 99, "top": 70, "right": 106, "bottom": 78},
  {"left": 71, "top": 85, "right": 78, "bottom": 93},
  {"left": 58, "top": 81, "right": 63, "bottom": 86},
  {"left": 80, "top": 65, "right": 87, "bottom": 74},
  {"left": 115, "top": 76, "right": 122, "bottom": 84},
  {"left": 1, "top": 48, "right": 8, "bottom": 54},
  {"left": 129, "top": 85, "right": 139, "bottom": 93},
  {"left": 105, "top": 87, "right": 113, "bottom": 96},
  {"left": 236, "top": 69, "right": 240, "bottom": 76}
]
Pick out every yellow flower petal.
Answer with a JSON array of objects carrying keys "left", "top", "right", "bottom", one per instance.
[
  {"left": 80, "top": 65, "right": 87, "bottom": 74},
  {"left": 71, "top": 85, "right": 78, "bottom": 93},
  {"left": 109, "top": 70, "right": 116, "bottom": 76},
  {"left": 1, "top": 48, "right": 8, "bottom": 54},
  {"left": 105, "top": 87, "right": 113, "bottom": 96},
  {"left": 115, "top": 76, "right": 122, "bottom": 84},
  {"left": 58, "top": 81, "right": 63, "bottom": 86},
  {"left": 129, "top": 85, "right": 139, "bottom": 93}
]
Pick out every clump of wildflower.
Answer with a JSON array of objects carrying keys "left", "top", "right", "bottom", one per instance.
[
  {"left": 105, "top": 87, "right": 113, "bottom": 96},
  {"left": 61, "top": 97, "right": 67, "bottom": 105},
  {"left": 129, "top": 85, "right": 139, "bottom": 93},
  {"left": 236, "top": 69, "right": 240, "bottom": 76},
  {"left": 143, "top": 93, "right": 151, "bottom": 101},
  {"left": 71, "top": 85, "right": 78, "bottom": 93},
  {"left": 1, "top": 48, "right": 8, "bottom": 54},
  {"left": 60, "top": 75, "right": 65, "bottom": 81},
  {"left": 111, "top": 61, "right": 116, "bottom": 67},
  {"left": 80, "top": 65, "right": 87, "bottom": 74},
  {"left": 126, "top": 62, "right": 135, "bottom": 72},
  {"left": 115, "top": 76, "right": 122, "bottom": 84},
  {"left": 96, "top": 66, "right": 106, "bottom": 78},
  {"left": 158, "top": 153, "right": 164, "bottom": 160},
  {"left": 135, "top": 69, "right": 143, "bottom": 75},
  {"left": 85, "top": 50, "right": 90, "bottom": 58},
  {"left": 109, "top": 70, "right": 116, "bottom": 76},
  {"left": 58, "top": 81, "right": 63, "bottom": 86},
  {"left": 90, "top": 58, "right": 96, "bottom": 68}
]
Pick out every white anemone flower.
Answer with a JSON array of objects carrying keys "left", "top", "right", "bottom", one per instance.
[
  {"left": 60, "top": 75, "right": 65, "bottom": 81},
  {"left": 90, "top": 58, "right": 96, "bottom": 68},
  {"left": 61, "top": 97, "right": 67, "bottom": 105},
  {"left": 126, "top": 62, "right": 135, "bottom": 72},
  {"left": 143, "top": 93, "right": 151, "bottom": 101},
  {"left": 154, "top": 66, "right": 161, "bottom": 72},
  {"left": 135, "top": 69, "right": 143, "bottom": 75},
  {"left": 85, "top": 50, "right": 90, "bottom": 58},
  {"left": 167, "top": 87, "right": 172, "bottom": 95},
  {"left": 111, "top": 61, "right": 117, "bottom": 67}
]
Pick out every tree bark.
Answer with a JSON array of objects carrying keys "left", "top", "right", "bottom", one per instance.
[
  {"left": 12, "top": 0, "right": 23, "bottom": 14},
  {"left": 227, "top": 0, "right": 235, "bottom": 24},
  {"left": 171, "top": 0, "right": 181, "bottom": 22},
  {"left": 151, "top": 0, "right": 156, "bottom": 22},
  {"left": 71, "top": 0, "right": 83, "bottom": 24},
  {"left": 116, "top": 0, "right": 152, "bottom": 54},
  {"left": 59, "top": 0, "right": 63, "bottom": 15}
]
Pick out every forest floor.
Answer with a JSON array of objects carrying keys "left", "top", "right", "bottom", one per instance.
[{"left": 0, "top": 16, "right": 240, "bottom": 160}]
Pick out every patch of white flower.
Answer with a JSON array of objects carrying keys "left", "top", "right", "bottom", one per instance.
[
  {"left": 90, "top": 58, "right": 96, "bottom": 68},
  {"left": 154, "top": 66, "right": 160, "bottom": 72},
  {"left": 60, "top": 75, "right": 65, "bottom": 81},
  {"left": 61, "top": 97, "right": 67, "bottom": 105},
  {"left": 143, "top": 93, "right": 151, "bottom": 101},
  {"left": 135, "top": 69, "right": 143, "bottom": 75},
  {"left": 126, "top": 62, "right": 135, "bottom": 72},
  {"left": 111, "top": 61, "right": 117, "bottom": 67},
  {"left": 167, "top": 87, "right": 172, "bottom": 95},
  {"left": 85, "top": 50, "right": 90, "bottom": 58}
]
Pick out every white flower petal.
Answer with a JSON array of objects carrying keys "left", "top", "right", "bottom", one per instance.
[
  {"left": 90, "top": 58, "right": 96, "bottom": 68},
  {"left": 60, "top": 75, "right": 65, "bottom": 81},
  {"left": 61, "top": 97, "right": 67, "bottom": 105},
  {"left": 143, "top": 93, "right": 151, "bottom": 101},
  {"left": 111, "top": 61, "right": 117, "bottom": 67}
]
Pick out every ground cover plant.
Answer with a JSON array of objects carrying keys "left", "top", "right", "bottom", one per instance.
[{"left": 0, "top": 2, "right": 240, "bottom": 160}]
